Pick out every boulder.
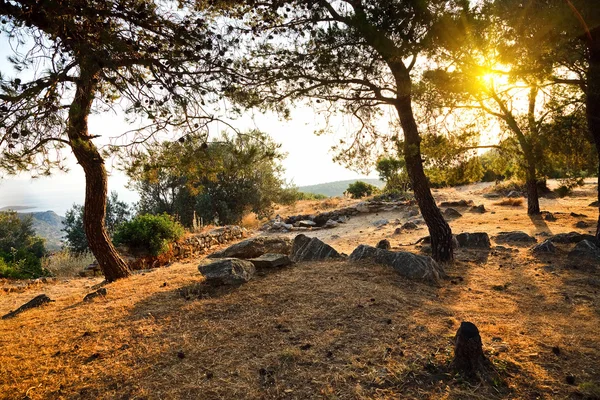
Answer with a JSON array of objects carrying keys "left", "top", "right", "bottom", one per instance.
[
  {"left": 531, "top": 240, "right": 557, "bottom": 254},
  {"left": 324, "top": 219, "right": 339, "bottom": 229},
  {"left": 297, "top": 220, "right": 317, "bottom": 228},
  {"left": 568, "top": 240, "right": 600, "bottom": 261},
  {"left": 247, "top": 253, "right": 292, "bottom": 270},
  {"left": 291, "top": 234, "right": 341, "bottom": 262},
  {"left": 401, "top": 221, "right": 419, "bottom": 230},
  {"left": 349, "top": 245, "right": 445, "bottom": 284},
  {"left": 406, "top": 209, "right": 419, "bottom": 217},
  {"left": 373, "top": 219, "right": 389, "bottom": 228},
  {"left": 439, "top": 200, "right": 474, "bottom": 207},
  {"left": 470, "top": 205, "right": 486, "bottom": 213},
  {"left": 455, "top": 232, "right": 491, "bottom": 249},
  {"left": 356, "top": 202, "right": 370, "bottom": 213},
  {"left": 589, "top": 201, "right": 599, "bottom": 207},
  {"left": 444, "top": 208, "right": 463, "bottom": 219},
  {"left": 544, "top": 213, "right": 557, "bottom": 222},
  {"left": 575, "top": 221, "right": 590, "bottom": 229},
  {"left": 494, "top": 231, "right": 537, "bottom": 244},
  {"left": 376, "top": 239, "right": 391, "bottom": 250},
  {"left": 548, "top": 232, "right": 596, "bottom": 244},
  {"left": 570, "top": 212, "right": 587, "bottom": 218},
  {"left": 208, "top": 236, "right": 292, "bottom": 259},
  {"left": 2, "top": 294, "right": 53, "bottom": 319},
  {"left": 198, "top": 258, "right": 255, "bottom": 285}
]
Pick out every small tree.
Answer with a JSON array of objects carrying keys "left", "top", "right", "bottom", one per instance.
[
  {"left": 0, "top": 211, "right": 47, "bottom": 278},
  {"left": 376, "top": 156, "right": 410, "bottom": 191},
  {"left": 346, "top": 181, "right": 378, "bottom": 199}
]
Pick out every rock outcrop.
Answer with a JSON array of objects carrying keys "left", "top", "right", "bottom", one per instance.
[
  {"left": 247, "top": 254, "right": 292, "bottom": 270},
  {"left": 208, "top": 236, "right": 292, "bottom": 259},
  {"left": 455, "top": 232, "right": 491, "bottom": 249},
  {"left": 349, "top": 245, "right": 445, "bottom": 284},
  {"left": 494, "top": 231, "right": 537, "bottom": 244},
  {"left": 291, "top": 234, "right": 341, "bottom": 262},
  {"left": 199, "top": 259, "right": 256, "bottom": 285}
]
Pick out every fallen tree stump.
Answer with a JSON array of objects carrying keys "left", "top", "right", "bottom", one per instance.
[{"left": 450, "top": 321, "right": 490, "bottom": 376}]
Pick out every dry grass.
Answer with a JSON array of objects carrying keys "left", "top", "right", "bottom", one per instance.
[
  {"left": 494, "top": 198, "right": 524, "bottom": 207},
  {"left": 240, "top": 213, "right": 263, "bottom": 230},
  {"left": 42, "top": 250, "right": 96, "bottom": 277},
  {"left": 2, "top": 185, "right": 600, "bottom": 399}
]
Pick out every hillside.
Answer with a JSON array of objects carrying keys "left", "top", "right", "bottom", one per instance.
[
  {"left": 18, "top": 211, "right": 65, "bottom": 251},
  {"left": 298, "top": 178, "right": 384, "bottom": 197},
  {"left": 1, "top": 182, "right": 599, "bottom": 399}
]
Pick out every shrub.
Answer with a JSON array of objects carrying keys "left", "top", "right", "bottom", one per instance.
[
  {"left": 113, "top": 214, "right": 185, "bottom": 256},
  {"left": 0, "top": 211, "right": 48, "bottom": 279},
  {"left": 345, "top": 181, "right": 379, "bottom": 199},
  {"left": 42, "top": 250, "right": 96, "bottom": 277}
]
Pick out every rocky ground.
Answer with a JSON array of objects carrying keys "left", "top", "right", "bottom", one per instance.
[{"left": 0, "top": 181, "right": 599, "bottom": 399}]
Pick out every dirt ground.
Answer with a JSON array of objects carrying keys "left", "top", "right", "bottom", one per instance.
[{"left": 1, "top": 181, "right": 599, "bottom": 399}]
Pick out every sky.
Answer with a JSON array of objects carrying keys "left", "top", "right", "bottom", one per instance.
[{"left": 0, "top": 33, "right": 383, "bottom": 215}]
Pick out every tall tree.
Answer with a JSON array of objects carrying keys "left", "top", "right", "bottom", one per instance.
[
  {"left": 232, "top": 0, "right": 467, "bottom": 262},
  {"left": 0, "top": 0, "right": 235, "bottom": 280}
]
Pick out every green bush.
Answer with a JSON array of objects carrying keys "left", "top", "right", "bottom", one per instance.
[
  {"left": 345, "top": 181, "right": 379, "bottom": 199},
  {"left": 113, "top": 214, "right": 185, "bottom": 256}
]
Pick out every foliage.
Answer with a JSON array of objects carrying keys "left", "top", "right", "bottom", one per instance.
[
  {"left": 345, "top": 181, "right": 378, "bottom": 199},
  {"left": 0, "top": 211, "right": 47, "bottom": 278},
  {"left": 376, "top": 156, "right": 411, "bottom": 191},
  {"left": 63, "top": 192, "right": 131, "bottom": 253},
  {"left": 126, "top": 131, "right": 287, "bottom": 226},
  {"left": 277, "top": 188, "right": 328, "bottom": 204},
  {"left": 113, "top": 214, "right": 184, "bottom": 256}
]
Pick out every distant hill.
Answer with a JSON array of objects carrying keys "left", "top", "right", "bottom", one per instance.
[
  {"left": 17, "top": 211, "right": 65, "bottom": 251},
  {"left": 298, "top": 179, "right": 384, "bottom": 197}
]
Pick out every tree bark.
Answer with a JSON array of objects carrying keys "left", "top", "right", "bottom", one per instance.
[
  {"left": 525, "top": 165, "right": 541, "bottom": 215},
  {"left": 587, "top": 35, "right": 600, "bottom": 243},
  {"left": 450, "top": 321, "right": 489, "bottom": 376},
  {"left": 66, "top": 64, "right": 131, "bottom": 282},
  {"left": 395, "top": 97, "right": 454, "bottom": 262}
]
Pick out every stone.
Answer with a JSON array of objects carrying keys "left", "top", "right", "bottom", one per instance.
[
  {"left": 531, "top": 240, "right": 557, "bottom": 254},
  {"left": 589, "top": 201, "right": 599, "bottom": 207},
  {"left": 297, "top": 220, "right": 317, "bottom": 228},
  {"left": 544, "top": 213, "right": 557, "bottom": 222},
  {"left": 83, "top": 288, "right": 108, "bottom": 302},
  {"left": 324, "top": 219, "right": 339, "bottom": 229},
  {"left": 393, "top": 227, "right": 402, "bottom": 235},
  {"left": 406, "top": 209, "right": 419, "bottom": 217},
  {"left": 444, "top": 208, "right": 462, "bottom": 219},
  {"left": 373, "top": 219, "right": 389, "bottom": 228},
  {"left": 356, "top": 202, "right": 370, "bottom": 213},
  {"left": 198, "top": 259, "right": 255, "bottom": 285},
  {"left": 455, "top": 232, "right": 491, "bottom": 249},
  {"left": 483, "top": 193, "right": 501, "bottom": 199},
  {"left": 548, "top": 232, "right": 596, "bottom": 244},
  {"left": 568, "top": 240, "right": 600, "bottom": 261},
  {"left": 494, "top": 231, "right": 537, "bottom": 244},
  {"left": 349, "top": 245, "right": 445, "bottom": 284},
  {"left": 208, "top": 236, "right": 292, "bottom": 259},
  {"left": 439, "top": 200, "right": 474, "bottom": 207},
  {"left": 401, "top": 221, "right": 418, "bottom": 230},
  {"left": 247, "top": 253, "right": 292, "bottom": 270},
  {"left": 290, "top": 234, "right": 341, "bottom": 262},
  {"left": 376, "top": 239, "right": 391, "bottom": 250},
  {"left": 507, "top": 191, "right": 521, "bottom": 198},
  {"left": 570, "top": 212, "right": 587, "bottom": 218},
  {"left": 575, "top": 221, "right": 590, "bottom": 229},
  {"left": 470, "top": 205, "right": 486, "bottom": 213},
  {"left": 2, "top": 294, "right": 53, "bottom": 319}
]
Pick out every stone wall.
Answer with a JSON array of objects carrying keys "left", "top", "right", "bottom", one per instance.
[{"left": 172, "top": 225, "right": 248, "bottom": 259}]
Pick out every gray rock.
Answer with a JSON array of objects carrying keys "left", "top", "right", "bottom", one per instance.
[
  {"left": 531, "top": 240, "right": 557, "bottom": 254},
  {"left": 495, "top": 231, "right": 537, "bottom": 244},
  {"left": 455, "top": 232, "right": 491, "bottom": 249},
  {"left": 394, "top": 227, "right": 402, "bottom": 235},
  {"left": 401, "top": 221, "right": 419, "bottom": 231},
  {"left": 373, "top": 219, "right": 389, "bottom": 228},
  {"left": 570, "top": 212, "right": 587, "bottom": 218},
  {"left": 297, "top": 220, "right": 317, "bottom": 228},
  {"left": 2, "top": 294, "right": 53, "bottom": 319},
  {"left": 349, "top": 245, "right": 445, "bottom": 284},
  {"left": 589, "top": 201, "right": 599, "bottom": 207},
  {"left": 324, "top": 219, "right": 339, "bottom": 229},
  {"left": 544, "top": 213, "right": 557, "bottom": 222},
  {"left": 356, "top": 202, "right": 370, "bottom": 213},
  {"left": 291, "top": 234, "right": 341, "bottom": 262},
  {"left": 247, "top": 253, "right": 292, "bottom": 270},
  {"left": 444, "top": 208, "right": 462, "bottom": 218},
  {"left": 575, "top": 221, "right": 590, "bottom": 229},
  {"left": 548, "top": 232, "right": 596, "bottom": 244},
  {"left": 208, "top": 236, "right": 292, "bottom": 259},
  {"left": 470, "top": 205, "right": 486, "bottom": 213},
  {"left": 199, "top": 258, "right": 255, "bottom": 285},
  {"left": 568, "top": 240, "right": 600, "bottom": 260},
  {"left": 439, "top": 200, "right": 474, "bottom": 207},
  {"left": 406, "top": 209, "right": 419, "bottom": 217},
  {"left": 376, "top": 239, "right": 391, "bottom": 250},
  {"left": 507, "top": 191, "right": 522, "bottom": 198},
  {"left": 83, "top": 288, "right": 108, "bottom": 302},
  {"left": 483, "top": 193, "right": 501, "bottom": 199}
]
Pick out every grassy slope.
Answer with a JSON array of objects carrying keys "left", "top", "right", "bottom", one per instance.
[
  {"left": 298, "top": 179, "right": 384, "bottom": 197},
  {"left": 1, "top": 183, "right": 600, "bottom": 399}
]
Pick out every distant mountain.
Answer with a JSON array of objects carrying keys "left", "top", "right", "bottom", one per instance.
[
  {"left": 298, "top": 179, "right": 384, "bottom": 197},
  {"left": 17, "top": 211, "right": 65, "bottom": 251}
]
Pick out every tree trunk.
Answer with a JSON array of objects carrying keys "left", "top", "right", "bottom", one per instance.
[
  {"left": 450, "top": 321, "right": 489, "bottom": 376},
  {"left": 67, "top": 65, "right": 131, "bottom": 282},
  {"left": 525, "top": 166, "right": 541, "bottom": 215},
  {"left": 587, "top": 36, "right": 600, "bottom": 243},
  {"left": 395, "top": 97, "right": 453, "bottom": 262}
]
